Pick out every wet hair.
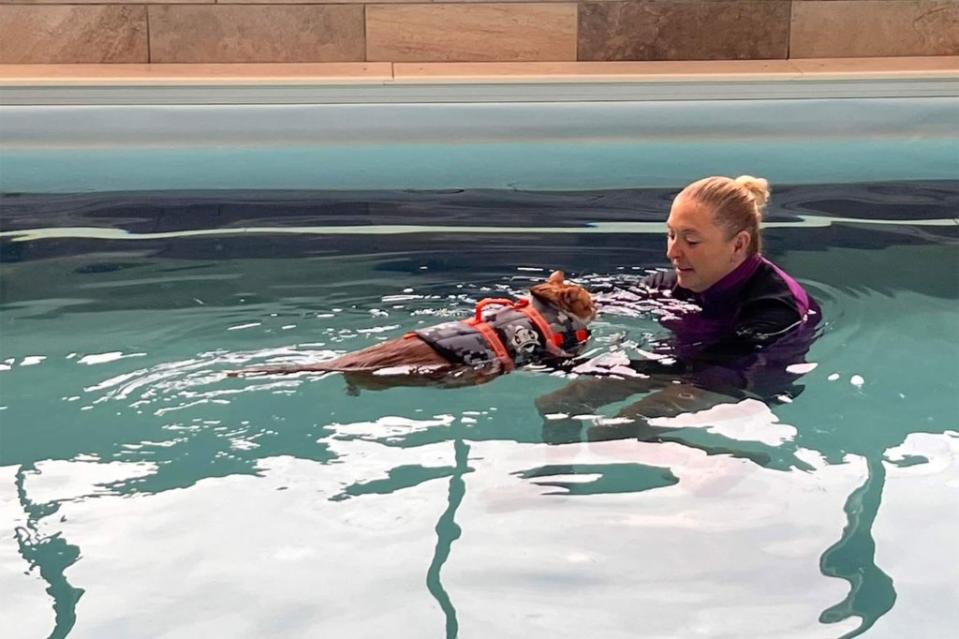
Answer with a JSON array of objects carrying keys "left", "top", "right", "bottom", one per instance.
[{"left": 676, "top": 175, "right": 770, "bottom": 255}]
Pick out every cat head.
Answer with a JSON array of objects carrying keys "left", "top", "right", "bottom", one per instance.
[{"left": 529, "top": 271, "right": 596, "bottom": 322}]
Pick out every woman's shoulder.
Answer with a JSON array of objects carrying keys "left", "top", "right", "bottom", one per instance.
[
  {"left": 738, "top": 257, "right": 820, "bottom": 338},
  {"left": 746, "top": 258, "right": 813, "bottom": 306}
]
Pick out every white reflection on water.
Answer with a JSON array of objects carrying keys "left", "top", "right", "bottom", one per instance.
[
  {"left": 648, "top": 398, "right": 799, "bottom": 447},
  {"left": 0, "top": 467, "right": 51, "bottom": 639},
  {"left": 77, "top": 351, "right": 146, "bottom": 366},
  {"left": 871, "top": 431, "right": 959, "bottom": 637},
  {"left": 12, "top": 453, "right": 452, "bottom": 639},
  {"left": 328, "top": 414, "right": 456, "bottom": 440},
  {"left": 6, "top": 426, "right": 959, "bottom": 637},
  {"left": 446, "top": 439, "right": 865, "bottom": 639},
  {"left": 21, "top": 460, "right": 157, "bottom": 504}
]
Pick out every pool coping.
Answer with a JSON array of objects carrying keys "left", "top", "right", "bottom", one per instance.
[{"left": 1, "top": 57, "right": 957, "bottom": 104}]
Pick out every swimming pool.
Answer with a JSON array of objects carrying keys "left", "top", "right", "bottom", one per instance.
[{"left": 1, "top": 91, "right": 958, "bottom": 638}]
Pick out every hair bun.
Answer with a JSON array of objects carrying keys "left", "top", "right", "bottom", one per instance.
[{"left": 734, "top": 175, "right": 770, "bottom": 215}]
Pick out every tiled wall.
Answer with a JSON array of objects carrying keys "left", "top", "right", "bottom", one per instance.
[{"left": 1, "top": 1, "right": 957, "bottom": 64}]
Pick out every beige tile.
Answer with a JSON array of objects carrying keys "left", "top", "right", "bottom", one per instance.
[
  {"left": 148, "top": 5, "right": 365, "bottom": 63},
  {"left": 393, "top": 57, "right": 959, "bottom": 83},
  {"left": 791, "top": 55, "right": 959, "bottom": 75},
  {"left": 579, "top": 0, "right": 791, "bottom": 61},
  {"left": 367, "top": 4, "right": 577, "bottom": 62},
  {"left": 791, "top": 1, "right": 959, "bottom": 58},
  {"left": 217, "top": 0, "right": 414, "bottom": 3},
  {"left": 2, "top": 57, "right": 953, "bottom": 89},
  {"left": 220, "top": 0, "right": 420, "bottom": 3},
  {"left": 0, "top": 5, "right": 147, "bottom": 63},
  {"left": 393, "top": 59, "right": 804, "bottom": 82},
  {"left": 0, "top": 63, "right": 394, "bottom": 85},
  {"left": 430, "top": 0, "right": 573, "bottom": 2}
]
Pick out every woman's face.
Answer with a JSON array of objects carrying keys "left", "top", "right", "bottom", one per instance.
[{"left": 665, "top": 196, "right": 749, "bottom": 293}]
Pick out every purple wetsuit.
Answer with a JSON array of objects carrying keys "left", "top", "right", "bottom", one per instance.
[{"left": 634, "top": 254, "right": 822, "bottom": 399}]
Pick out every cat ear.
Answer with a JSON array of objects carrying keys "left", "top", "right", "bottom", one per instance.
[{"left": 548, "top": 270, "right": 565, "bottom": 284}]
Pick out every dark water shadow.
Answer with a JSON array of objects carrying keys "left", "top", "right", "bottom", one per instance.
[
  {"left": 331, "top": 462, "right": 473, "bottom": 502},
  {"left": 819, "top": 456, "right": 896, "bottom": 638},
  {"left": 425, "top": 438, "right": 470, "bottom": 639},
  {"left": 14, "top": 464, "right": 84, "bottom": 639},
  {"left": 513, "top": 462, "right": 678, "bottom": 496}
]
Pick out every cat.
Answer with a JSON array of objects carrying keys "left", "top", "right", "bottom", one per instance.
[{"left": 230, "top": 270, "right": 596, "bottom": 390}]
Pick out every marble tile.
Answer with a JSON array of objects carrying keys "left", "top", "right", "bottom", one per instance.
[
  {"left": 148, "top": 5, "right": 365, "bottom": 63},
  {"left": 791, "top": 1, "right": 959, "bottom": 58},
  {"left": 578, "top": 0, "right": 791, "bottom": 61},
  {"left": 367, "top": 4, "right": 578, "bottom": 62},
  {"left": 0, "top": 5, "right": 147, "bottom": 63}
]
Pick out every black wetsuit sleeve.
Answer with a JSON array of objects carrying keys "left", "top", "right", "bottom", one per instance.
[{"left": 734, "top": 299, "right": 804, "bottom": 344}]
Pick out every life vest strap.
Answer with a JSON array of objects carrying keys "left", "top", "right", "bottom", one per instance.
[
  {"left": 520, "top": 297, "right": 591, "bottom": 349},
  {"left": 514, "top": 299, "right": 563, "bottom": 348},
  {"left": 458, "top": 295, "right": 590, "bottom": 370},
  {"left": 464, "top": 317, "right": 514, "bottom": 371},
  {"left": 473, "top": 298, "right": 515, "bottom": 323}
]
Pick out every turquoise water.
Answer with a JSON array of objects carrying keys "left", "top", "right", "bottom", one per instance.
[{"left": 1, "top": 184, "right": 957, "bottom": 638}]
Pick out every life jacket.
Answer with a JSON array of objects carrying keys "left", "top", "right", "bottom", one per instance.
[{"left": 412, "top": 296, "right": 591, "bottom": 372}]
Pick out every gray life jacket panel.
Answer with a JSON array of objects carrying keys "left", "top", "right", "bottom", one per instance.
[{"left": 414, "top": 297, "right": 590, "bottom": 370}]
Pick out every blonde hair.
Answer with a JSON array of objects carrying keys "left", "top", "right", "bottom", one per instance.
[{"left": 677, "top": 175, "right": 770, "bottom": 255}]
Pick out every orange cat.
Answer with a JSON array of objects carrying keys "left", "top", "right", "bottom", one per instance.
[{"left": 231, "top": 270, "right": 596, "bottom": 389}]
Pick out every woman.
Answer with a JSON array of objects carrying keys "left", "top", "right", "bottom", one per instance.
[
  {"left": 648, "top": 175, "right": 818, "bottom": 351},
  {"left": 538, "top": 175, "right": 821, "bottom": 440}
]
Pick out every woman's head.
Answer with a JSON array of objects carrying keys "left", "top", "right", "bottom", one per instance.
[{"left": 665, "top": 175, "right": 770, "bottom": 292}]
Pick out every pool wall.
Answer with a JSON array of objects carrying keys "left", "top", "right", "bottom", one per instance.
[
  {"left": 0, "top": 57, "right": 957, "bottom": 193},
  {"left": 2, "top": 97, "right": 958, "bottom": 193},
  {"left": 1, "top": 58, "right": 957, "bottom": 194}
]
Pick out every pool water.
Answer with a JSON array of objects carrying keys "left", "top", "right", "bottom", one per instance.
[{"left": 1, "top": 182, "right": 957, "bottom": 639}]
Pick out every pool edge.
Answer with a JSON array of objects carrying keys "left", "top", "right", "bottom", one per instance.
[{"left": 1, "top": 57, "right": 957, "bottom": 104}]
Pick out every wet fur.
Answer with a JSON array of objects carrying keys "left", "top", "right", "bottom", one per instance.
[{"left": 231, "top": 271, "right": 595, "bottom": 389}]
